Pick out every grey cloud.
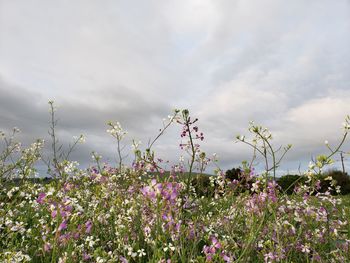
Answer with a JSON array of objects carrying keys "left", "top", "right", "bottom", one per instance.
[{"left": 0, "top": 77, "right": 176, "bottom": 169}]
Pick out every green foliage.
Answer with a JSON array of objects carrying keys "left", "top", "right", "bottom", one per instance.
[
  {"left": 191, "top": 174, "right": 214, "bottom": 197},
  {"left": 319, "top": 170, "right": 350, "bottom": 195},
  {"left": 278, "top": 171, "right": 350, "bottom": 195},
  {"left": 277, "top": 174, "right": 306, "bottom": 194},
  {"left": 225, "top": 167, "right": 242, "bottom": 181}
]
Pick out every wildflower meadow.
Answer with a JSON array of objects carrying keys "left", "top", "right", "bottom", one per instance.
[{"left": 1, "top": 102, "right": 350, "bottom": 263}]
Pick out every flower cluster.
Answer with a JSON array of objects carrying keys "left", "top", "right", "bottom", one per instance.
[
  {"left": 1, "top": 107, "right": 350, "bottom": 262},
  {"left": 107, "top": 121, "right": 127, "bottom": 140}
]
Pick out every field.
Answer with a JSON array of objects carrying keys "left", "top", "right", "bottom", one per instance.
[{"left": 1, "top": 105, "right": 350, "bottom": 262}]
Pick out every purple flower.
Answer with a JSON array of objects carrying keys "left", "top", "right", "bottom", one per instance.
[
  {"left": 73, "top": 232, "right": 80, "bottom": 240},
  {"left": 211, "top": 237, "right": 222, "bottom": 249},
  {"left": 119, "top": 256, "right": 128, "bottom": 263},
  {"left": 37, "top": 192, "right": 46, "bottom": 204},
  {"left": 315, "top": 180, "right": 321, "bottom": 190},
  {"left": 203, "top": 245, "right": 214, "bottom": 261},
  {"left": 221, "top": 253, "right": 232, "bottom": 263},
  {"left": 58, "top": 220, "right": 67, "bottom": 231},
  {"left": 63, "top": 182, "right": 74, "bottom": 192},
  {"left": 264, "top": 252, "right": 278, "bottom": 262},
  {"left": 141, "top": 186, "right": 156, "bottom": 200},
  {"left": 51, "top": 210, "right": 57, "bottom": 218},
  {"left": 83, "top": 252, "right": 91, "bottom": 261},
  {"left": 58, "top": 233, "right": 71, "bottom": 245},
  {"left": 44, "top": 242, "right": 52, "bottom": 252},
  {"left": 85, "top": 220, "right": 93, "bottom": 234}
]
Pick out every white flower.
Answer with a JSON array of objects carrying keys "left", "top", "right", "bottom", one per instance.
[
  {"left": 126, "top": 246, "right": 137, "bottom": 258},
  {"left": 333, "top": 228, "right": 338, "bottom": 236},
  {"left": 3, "top": 251, "right": 31, "bottom": 262},
  {"left": 10, "top": 221, "right": 25, "bottom": 233},
  {"left": 92, "top": 152, "right": 102, "bottom": 161},
  {"left": 308, "top": 161, "right": 315, "bottom": 170},
  {"left": 107, "top": 121, "right": 127, "bottom": 140},
  {"left": 47, "top": 187, "right": 55, "bottom": 196},
  {"left": 132, "top": 140, "right": 141, "bottom": 151},
  {"left": 301, "top": 244, "right": 310, "bottom": 254},
  {"left": 7, "top": 187, "right": 19, "bottom": 199},
  {"left": 163, "top": 243, "right": 176, "bottom": 252},
  {"left": 63, "top": 161, "right": 79, "bottom": 174},
  {"left": 7, "top": 191, "right": 13, "bottom": 199},
  {"left": 343, "top": 121, "right": 350, "bottom": 130},
  {"left": 251, "top": 181, "right": 260, "bottom": 192},
  {"left": 96, "top": 257, "right": 105, "bottom": 263},
  {"left": 78, "top": 134, "right": 85, "bottom": 143},
  {"left": 86, "top": 236, "right": 98, "bottom": 248},
  {"left": 137, "top": 249, "right": 146, "bottom": 257}
]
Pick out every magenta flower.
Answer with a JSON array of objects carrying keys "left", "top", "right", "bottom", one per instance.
[
  {"left": 36, "top": 192, "right": 46, "bottom": 204},
  {"left": 63, "top": 182, "right": 74, "bottom": 192},
  {"left": 264, "top": 252, "right": 279, "bottom": 262},
  {"left": 58, "top": 233, "right": 71, "bottom": 245},
  {"left": 43, "top": 242, "right": 52, "bottom": 252},
  {"left": 58, "top": 220, "right": 67, "bottom": 231},
  {"left": 211, "top": 237, "right": 222, "bottom": 249},
  {"left": 141, "top": 186, "right": 156, "bottom": 200},
  {"left": 85, "top": 220, "right": 93, "bottom": 234},
  {"left": 83, "top": 252, "right": 91, "bottom": 261},
  {"left": 51, "top": 210, "right": 57, "bottom": 218},
  {"left": 73, "top": 232, "right": 80, "bottom": 240},
  {"left": 119, "top": 256, "right": 128, "bottom": 263},
  {"left": 203, "top": 245, "right": 215, "bottom": 261},
  {"left": 203, "top": 236, "right": 223, "bottom": 261},
  {"left": 221, "top": 253, "right": 232, "bottom": 263}
]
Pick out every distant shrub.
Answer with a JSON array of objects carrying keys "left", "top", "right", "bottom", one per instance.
[
  {"left": 191, "top": 174, "right": 214, "bottom": 197},
  {"left": 277, "top": 174, "right": 306, "bottom": 194},
  {"left": 192, "top": 168, "right": 253, "bottom": 197},
  {"left": 225, "top": 167, "right": 242, "bottom": 181},
  {"left": 320, "top": 170, "right": 350, "bottom": 195},
  {"left": 278, "top": 171, "right": 350, "bottom": 195},
  {"left": 225, "top": 167, "right": 256, "bottom": 193}
]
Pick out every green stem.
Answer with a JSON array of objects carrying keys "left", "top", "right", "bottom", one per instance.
[{"left": 186, "top": 118, "right": 196, "bottom": 197}]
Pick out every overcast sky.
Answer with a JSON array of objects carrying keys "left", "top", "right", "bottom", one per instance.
[{"left": 1, "top": 0, "right": 350, "bottom": 175}]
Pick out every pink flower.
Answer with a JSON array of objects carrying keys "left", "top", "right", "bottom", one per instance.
[
  {"left": 85, "top": 220, "right": 93, "bottom": 234},
  {"left": 211, "top": 237, "right": 222, "bottom": 249},
  {"left": 83, "top": 252, "right": 91, "bottom": 261},
  {"left": 63, "top": 182, "right": 74, "bottom": 192},
  {"left": 58, "top": 220, "right": 67, "bottom": 231},
  {"left": 315, "top": 180, "right": 321, "bottom": 190},
  {"left": 37, "top": 192, "right": 46, "bottom": 204},
  {"left": 51, "top": 210, "right": 57, "bottom": 218},
  {"left": 44, "top": 242, "right": 52, "bottom": 252},
  {"left": 73, "top": 232, "right": 80, "bottom": 240},
  {"left": 264, "top": 252, "right": 278, "bottom": 262},
  {"left": 221, "top": 254, "right": 232, "bottom": 263}
]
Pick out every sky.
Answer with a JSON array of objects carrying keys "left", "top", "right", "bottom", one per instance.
[{"left": 0, "top": 0, "right": 350, "bottom": 175}]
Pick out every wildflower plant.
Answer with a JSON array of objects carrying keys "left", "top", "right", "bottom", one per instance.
[
  {"left": 236, "top": 121, "right": 292, "bottom": 181},
  {"left": 107, "top": 121, "right": 127, "bottom": 171},
  {"left": 0, "top": 127, "right": 44, "bottom": 182},
  {"left": 44, "top": 101, "right": 85, "bottom": 180}
]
